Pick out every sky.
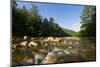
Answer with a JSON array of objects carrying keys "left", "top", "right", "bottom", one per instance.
[{"left": 16, "top": 1, "right": 84, "bottom": 32}]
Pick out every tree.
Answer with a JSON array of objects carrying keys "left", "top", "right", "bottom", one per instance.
[
  {"left": 79, "top": 6, "right": 96, "bottom": 37},
  {"left": 12, "top": 1, "right": 71, "bottom": 37},
  {"left": 12, "top": 1, "right": 42, "bottom": 37},
  {"left": 30, "top": 4, "right": 39, "bottom": 15}
]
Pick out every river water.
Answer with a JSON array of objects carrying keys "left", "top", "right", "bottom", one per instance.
[{"left": 12, "top": 37, "right": 96, "bottom": 66}]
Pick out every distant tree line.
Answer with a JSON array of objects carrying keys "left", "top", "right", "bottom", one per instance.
[{"left": 12, "top": 0, "right": 71, "bottom": 37}]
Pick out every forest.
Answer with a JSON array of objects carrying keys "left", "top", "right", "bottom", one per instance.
[
  {"left": 12, "top": 1, "right": 71, "bottom": 37},
  {"left": 12, "top": 1, "right": 96, "bottom": 37}
]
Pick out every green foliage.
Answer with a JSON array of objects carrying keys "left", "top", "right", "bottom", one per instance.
[
  {"left": 12, "top": 1, "right": 71, "bottom": 37},
  {"left": 78, "top": 5, "right": 96, "bottom": 37},
  {"left": 62, "top": 28, "right": 77, "bottom": 36}
]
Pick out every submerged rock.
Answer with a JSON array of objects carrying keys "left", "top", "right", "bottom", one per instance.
[
  {"left": 21, "top": 57, "right": 34, "bottom": 65},
  {"left": 41, "top": 51, "right": 58, "bottom": 64},
  {"left": 34, "top": 53, "right": 46, "bottom": 64}
]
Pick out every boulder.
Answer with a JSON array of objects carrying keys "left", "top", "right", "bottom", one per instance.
[
  {"left": 28, "top": 41, "right": 38, "bottom": 47},
  {"left": 20, "top": 41, "right": 27, "bottom": 46},
  {"left": 34, "top": 53, "right": 46, "bottom": 64}
]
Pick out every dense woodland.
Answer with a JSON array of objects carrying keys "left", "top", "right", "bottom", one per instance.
[
  {"left": 12, "top": 1, "right": 71, "bottom": 37},
  {"left": 12, "top": 0, "right": 96, "bottom": 37}
]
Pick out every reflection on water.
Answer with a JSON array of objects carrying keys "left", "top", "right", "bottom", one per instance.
[{"left": 12, "top": 37, "right": 96, "bottom": 66}]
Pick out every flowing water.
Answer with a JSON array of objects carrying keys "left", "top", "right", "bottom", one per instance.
[{"left": 12, "top": 37, "right": 96, "bottom": 66}]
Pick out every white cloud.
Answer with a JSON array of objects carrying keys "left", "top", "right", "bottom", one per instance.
[{"left": 67, "top": 22, "right": 82, "bottom": 32}]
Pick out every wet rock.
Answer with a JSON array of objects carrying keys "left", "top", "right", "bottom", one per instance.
[
  {"left": 42, "top": 51, "right": 58, "bottom": 64},
  {"left": 23, "top": 36, "right": 27, "bottom": 40},
  {"left": 42, "top": 48, "right": 66, "bottom": 64},
  {"left": 34, "top": 53, "right": 46, "bottom": 64},
  {"left": 21, "top": 57, "right": 34, "bottom": 65},
  {"left": 20, "top": 41, "right": 27, "bottom": 46},
  {"left": 28, "top": 41, "right": 38, "bottom": 47},
  {"left": 68, "top": 46, "right": 73, "bottom": 49},
  {"left": 53, "top": 47, "right": 64, "bottom": 52},
  {"left": 64, "top": 49, "right": 71, "bottom": 55}
]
